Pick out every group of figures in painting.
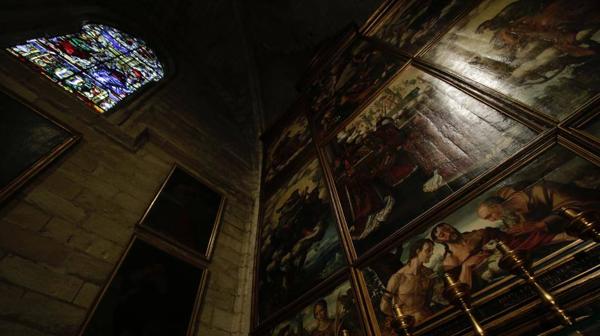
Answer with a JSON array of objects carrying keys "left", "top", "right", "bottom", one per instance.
[
  {"left": 259, "top": 159, "right": 345, "bottom": 320},
  {"left": 269, "top": 282, "right": 364, "bottom": 336},
  {"left": 257, "top": 0, "right": 600, "bottom": 334},
  {"left": 326, "top": 66, "right": 535, "bottom": 252},
  {"left": 364, "top": 146, "right": 600, "bottom": 334}
]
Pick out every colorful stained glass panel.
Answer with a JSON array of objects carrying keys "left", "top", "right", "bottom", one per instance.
[{"left": 7, "top": 23, "right": 164, "bottom": 113}]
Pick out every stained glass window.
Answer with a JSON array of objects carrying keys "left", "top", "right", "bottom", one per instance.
[{"left": 7, "top": 23, "right": 164, "bottom": 113}]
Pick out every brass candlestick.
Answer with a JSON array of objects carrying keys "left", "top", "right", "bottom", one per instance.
[
  {"left": 496, "top": 241, "right": 574, "bottom": 327},
  {"left": 392, "top": 303, "right": 415, "bottom": 336},
  {"left": 559, "top": 207, "right": 600, "bottom": 242},
  {"left": 442, "top": 273, "right": 486, "bottom": 336}
]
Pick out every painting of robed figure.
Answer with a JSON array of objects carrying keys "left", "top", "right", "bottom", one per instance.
[
  {"left": 424, "top": 0, "right": 600, "bottom": 120},
  {"left": 325, "top": 65, "right": 537, "bottom": 255},
  {"left": 258, "top": 158, "right": 346, "bottom": 321},
  {"left": 363, "top": 145, "right": 600, "bottom": 333},
  {"left": 263, "top": 107, "right": 312, "bottom": 186},
  {"left": 309, "top": 38, "right": 404, "bottom": 137},
  {"left": 267, "top": 280, "right": 365, "bottom": 336},
  {"left": 372, "top": 0, "right": 477, "bottom": 55}
]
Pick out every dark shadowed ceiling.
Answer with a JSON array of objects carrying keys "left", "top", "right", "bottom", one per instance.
[
  {"left": 2, "top": 0, "right": 384, "bottom": 148},
  {"left": 242, "top": 0, "right": 385, "bottom": 129}
]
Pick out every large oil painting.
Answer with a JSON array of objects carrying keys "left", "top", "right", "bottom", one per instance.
[
  {"left": 373, "top": 0, "right": 477, "bottom": 55},
  {"left": 424, "top": 0, "right": 600, "bottom": 120},
  {"left": 309, "top": 38, "right": 404, "bottom": 137},
  {"left": 267, "top": 280, "right": 365, "bottom": 336},
  {"left": 0, "top": 89, "right": 79, "bottom": 203},
  {"left": 258, "top": 158, "right": 346, "bottom": 321},
  {"left": 362, "top": 145, "right": 600, "bottom": 333},
  {"left": 264, "top": 112, "right": 312, "bottom": 185},
  {"left": 325, "top": 65, "right": 537, "bottom": 255}
]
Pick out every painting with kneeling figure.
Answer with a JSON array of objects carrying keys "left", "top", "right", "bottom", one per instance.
[{"left": 362, "top": 145, "right": 600, "bottom": 333}]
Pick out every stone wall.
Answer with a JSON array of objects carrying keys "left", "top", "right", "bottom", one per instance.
[{"left": 0, "top": 15, "right": 259, "bottom": 336}]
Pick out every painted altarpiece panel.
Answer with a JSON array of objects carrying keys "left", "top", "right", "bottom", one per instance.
[
  {"left": 265, "top": 279, "right": 366, "bottom": 336},
  {"left": 324, "top": 65, "right": 538, "bottom": 256},
  {"left": 308, "top": 37, "right": 405, "bottom": 137},
  {"left": 257, "top": 157, "right": 346, "bottom": 322},
  {"left": 423, "top": 0, "right": 600, "bottom": 121},
  {"left": 263, "top": 99, "right": 313, "bottom": 188},
  {"left": 370, "top": 0, "right": 478, "bottom": 56},
  {"left": 361, "top": 144, "right": 600, "bottom": 334}
]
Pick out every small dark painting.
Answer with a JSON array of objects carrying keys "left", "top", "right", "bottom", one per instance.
[
  {"left": 82, "top": 238, "right": 206, "bottom": 336},
  {"left": 362, "top": 145, "right": 600, "bottom": 332},
  {"left": 141, "top": 166, "right": 225, "bottom": 259},
  {"left": 0, "top": 90, "right": 78, "bottom": 202}
]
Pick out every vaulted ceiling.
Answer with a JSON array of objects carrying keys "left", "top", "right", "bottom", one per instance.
[{"left": 2, "top": 0, "right": 384, "bottom": 151}]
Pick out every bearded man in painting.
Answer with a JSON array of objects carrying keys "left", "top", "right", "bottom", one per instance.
[
  {"left": 380, "top": 239, "right": 436, "bottom": 324},
  {"left": 477, "top": 181, "right": 599, "bottom": 250}
]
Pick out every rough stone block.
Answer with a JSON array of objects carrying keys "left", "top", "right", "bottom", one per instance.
[
  {"left": 73, "top": 282, "right": 100, "bottom": 308},
  {"left": 39, "top": 170, "right": 83, "bottom": 201},
  {"left": 81, "top": 213, "right": 132, "bottom": 245},
  {"left": 65, "top": 252, "right": 113, "bottom": 284},
  {"left": 1, "top": 201, "right": 51, "bottom": 231},
  {"left": 112, "top": 192, "right": 147, "bottom": 214},
  {"left": 0, "top": 222, "right": 70, "bottom": 267},
  {"left": 63, "top": 147, "right": 99, "bottom": 173},
  {"left": 0, "top": 279, "right": 25, "bottom": 300},
  {"left": 41, "top": 217, "right": 76, "bottom": 243},
  {"left": 25, "top": 188, "right": 87, "bottom": 223},
  {"left": 67, "top": 231, "right": 123, "bottom": 263},
  {"left": 0, "top": 320, "right": 54, "bottom": 336},
  {"left": 0, "top": 255, "right": 83, "bottom": 302},
  {"left": 15, "top": 292, "right": 86, "bottom": 335},
  {"left": 212, "top": 307, "right": 234, "bottom": 331},
  {"left": 59, "top": 163, "right": 119, "bottom": 199}
]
